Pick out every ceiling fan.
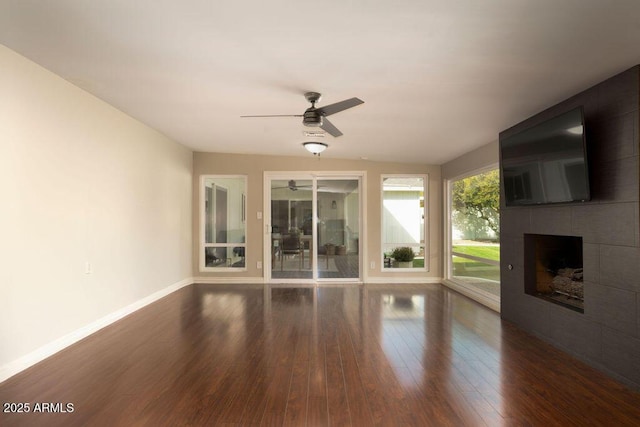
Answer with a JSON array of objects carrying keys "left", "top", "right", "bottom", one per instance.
[
  {"left": 272, "top": 180, "right": 312, "bottom": 191},
  {"left": 241, "top": 92, "right": 364, "bottom": 137}
]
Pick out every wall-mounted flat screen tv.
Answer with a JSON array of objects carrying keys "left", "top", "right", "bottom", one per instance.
[{"left": 500, "top": 106, "right": 590, "bottom": 206}]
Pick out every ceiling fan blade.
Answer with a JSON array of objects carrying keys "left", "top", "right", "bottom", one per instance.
[
  {"left": 240, "top": 114, "right": 303, "bottom": 118},
  {"left": 316, "top": 97, "right": 364, "bottom": 116},
  {"left": 320, "top": 117, "right": 343, "bottom": 137}
]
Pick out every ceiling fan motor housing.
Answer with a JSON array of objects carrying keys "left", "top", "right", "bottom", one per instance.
[{"left": 303, "top": 108, "right": 323, "bottom": 127}]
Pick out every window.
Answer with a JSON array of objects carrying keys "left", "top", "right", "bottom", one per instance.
[
  {"left": 447, "top": 168, "right": 500, "bottom": 295},
  {"left": 382, "top": 175, "right": 427, "bottom": 270},
  {"left": 201, "top": 175, "right": 246, "bottom": 270}
]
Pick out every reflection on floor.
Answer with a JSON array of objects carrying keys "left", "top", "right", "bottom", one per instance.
[{"left": 2, "top": 284, "right": 639, "bottom": 426}]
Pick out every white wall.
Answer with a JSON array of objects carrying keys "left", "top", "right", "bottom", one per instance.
[{"left": 0, "top": 45, "right": 193, "bottom": 376}]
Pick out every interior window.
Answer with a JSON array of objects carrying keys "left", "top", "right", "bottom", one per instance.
[
  {"left": 202, "top": 176, "right": 246, "bottom": 270},
  {"left": 382, "top": 175, "right": 427, "bottom": 270}
]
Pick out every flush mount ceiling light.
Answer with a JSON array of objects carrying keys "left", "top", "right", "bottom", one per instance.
[{"left": 303, "top": 141, "right": 328, "bottom": 155}]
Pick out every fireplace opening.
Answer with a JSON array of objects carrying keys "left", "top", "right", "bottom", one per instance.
[{"left": 524, "top": 234, "right": 584, "bottom": 313}]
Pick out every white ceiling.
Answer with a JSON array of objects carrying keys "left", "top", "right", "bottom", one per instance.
[{"left": 2, "top": 1, "right": 640, "bottom": 165}]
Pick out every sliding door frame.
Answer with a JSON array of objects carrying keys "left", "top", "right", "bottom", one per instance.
[{"left": 264, "top": 171, "right": 366, "bottom": 284}]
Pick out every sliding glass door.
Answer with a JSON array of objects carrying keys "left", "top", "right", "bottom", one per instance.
[
  {"left": 269, "top": 177, "right": 314, "bottom": 280},
  {"left": 316, "top": 178, "right": 360, "bottom": 279},
  {"left": 267, "top": 174, "right": 361, "bottom": 282}
]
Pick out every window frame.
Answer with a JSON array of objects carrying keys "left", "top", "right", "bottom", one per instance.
[
  {"left": 380, "top": 174, "right": 429, "bottom": 272},
  {"left": 443, "top": 164, "right": 501, "bottom": 312},
  {"left": 200, "top": 174, "right": 248, "bottom": 272}
]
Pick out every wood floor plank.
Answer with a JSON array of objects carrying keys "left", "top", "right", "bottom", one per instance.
[
  {"left": 306, "top": 334, "right": 329, "bottom": 427},
  {"left": 258, "top": 361, "right": 293, "bottom": 427},
  {"left": 324, "top": 342, "right": 352, "bottom": 426},
  {"left": 282, "top": 331, "right": 310, "bottom": 427},
  {"left": 282, "top": 358, "right": 309, "bottom": 427},
  {"left": 2, "top": 284, "right": 640, "bottom": 427},
  {"left": 339, "top": 328, "right": 375, "bottom": 426}
]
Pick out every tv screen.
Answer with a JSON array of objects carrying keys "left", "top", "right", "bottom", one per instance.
[{"left": 500, "top": 106, "right": 590, "bottom": 206}]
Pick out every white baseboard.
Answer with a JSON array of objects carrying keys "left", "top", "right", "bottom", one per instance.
[
  {"left": 194, "top": 276, "right": 443, "bottom": 286},
  {"left": 193, "top": 276, "right": 265, "bottom": 284},
  {"left": 364, "top": 276, "right": 443, "bottom": 284},
  {"left": 442, "top": 279, "right": 501, "bottom": 312},
  {"left": 0, "top": 277, "right": 194, "bottom": 384}
]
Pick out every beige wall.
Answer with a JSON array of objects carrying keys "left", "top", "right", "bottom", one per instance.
[
  {"left": 0, "top": 46, "right": 193, "bottom": 372},
  {"left": 193, "top": 152, "right": 441, "bottom": 281}
]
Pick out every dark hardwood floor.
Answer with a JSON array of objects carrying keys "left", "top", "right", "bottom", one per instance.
[{"left": 1, "top": 283, "right": 640, "bottom": 426}]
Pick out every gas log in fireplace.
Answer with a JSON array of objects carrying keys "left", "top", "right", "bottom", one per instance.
[{"left": 524, "top": 234, "right": 584, "bottom": 312}]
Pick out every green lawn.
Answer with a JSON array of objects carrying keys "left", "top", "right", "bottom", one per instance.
[
  {"left": 451, "top": 244, "right": 500, "bottom": 281},
  {"left": 399, "top": 245, "right": 499, "bottom": 270},
  {"left": 452, "top": 256, "right": 500, "bottom": 281},
  {"left": 452, "top": 244, "right": 500, "bottom": 261}
]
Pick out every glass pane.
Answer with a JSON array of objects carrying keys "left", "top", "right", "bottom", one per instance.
[
  {"left": 205, "top": 246, "right": 245, "bottom": 268},
  {"left": 452, "top": 256, "right": 500, "bottom": 296},
  {"left": 270, "top": 178, "right": 313, "bottom": 280},
  {"left": 382, "top": 177, "right": 425, "bottom": 269},
  {"left": 202, "top": 176, "right": 246, "bottom": 270},
  {"left": 317, "top": 179, "right": 359, "bottom": 279},
  {"left": 204, "top": 177, "right": 246, "bottom": 245},
  {"left": 450, "top": 169, "right": 500, "bottom": 292},
  {"left": 204, "top": 246, "right": 245, "bottom": 268}
]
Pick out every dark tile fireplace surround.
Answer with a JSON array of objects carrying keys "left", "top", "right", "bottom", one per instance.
[{"left": 500, "top": 65, "right": 640, "bottom": 390}]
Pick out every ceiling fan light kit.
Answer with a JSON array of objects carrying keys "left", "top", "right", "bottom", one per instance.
[{"left": 303, "top": 141, "right": 328, "bottom": 155}]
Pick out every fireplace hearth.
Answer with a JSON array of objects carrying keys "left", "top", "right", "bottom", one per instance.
[{"left": 524, "top": 234, "right": 584, "bottom": 312}]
